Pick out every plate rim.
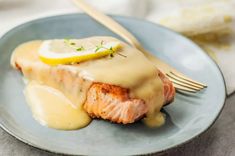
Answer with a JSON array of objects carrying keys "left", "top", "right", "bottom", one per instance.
[{"left": 0, "top": 13, "right": 227, "bottom": 155}]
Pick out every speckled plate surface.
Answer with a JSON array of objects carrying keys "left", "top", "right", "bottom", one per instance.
[{"left": 0, "top": 14, "right": 226, "bottom": 155}]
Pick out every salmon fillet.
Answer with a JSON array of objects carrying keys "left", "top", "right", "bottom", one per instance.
[
  {"left": 84, "top": 70, "right": 175, "bottom": 124},
  {"left": 13, "top": 59, "right": 174, "bottom": 124},
  {"left": 84, "top": 83, "right": 147, "bottom": 124},
  {"left": 11, "top": 40, "right": 175, "bottom": 124}
]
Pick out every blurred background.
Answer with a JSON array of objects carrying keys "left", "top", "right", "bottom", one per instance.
[{"left": 0, "top": 0, "right": 235, "bottom": 93}]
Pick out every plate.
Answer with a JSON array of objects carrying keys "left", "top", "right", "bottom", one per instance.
[{"left": 0, "top": 14, "right": 226, "bottom": 155}]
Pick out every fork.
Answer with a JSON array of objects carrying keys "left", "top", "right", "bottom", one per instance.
[{"left": 73, "top": 0, "right": 207, "bottom": 92}]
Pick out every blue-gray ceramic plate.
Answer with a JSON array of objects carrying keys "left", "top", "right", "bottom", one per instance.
[{"left": 0, "top": 14, "right": 226, "bottom": 155}]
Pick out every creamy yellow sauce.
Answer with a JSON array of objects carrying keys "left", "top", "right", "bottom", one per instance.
[
  {"left": 11, "top": 36, "right": 165, "bottom": 129},
  {"left": 24, "top": 81, "right": 91, "bottom": 130}
]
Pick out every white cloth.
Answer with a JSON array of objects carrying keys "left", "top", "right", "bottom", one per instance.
[{"left": 0, "top": 0, "right": 235, "bottom": 94}]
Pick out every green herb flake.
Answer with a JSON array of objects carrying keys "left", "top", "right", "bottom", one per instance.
[
  {"left": 117, "top": 52, "right": 127, "bottom": 58},
  {"left": 95, "top": 47, "right": 100, "bottom": 52},
  {"left": 76, "top": 46, "right": 85, "bottom": 51}
]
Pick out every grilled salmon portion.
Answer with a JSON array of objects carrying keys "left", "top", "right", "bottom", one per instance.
[
  {"left": 84, "top": 71, "right": 175, "bottom": 124},
  {"left": 11, "top": 39, "right": 175, "bottom": 125},
  {"left": 13, "top": 59, "right": 174, "bottom": 124},
  {"left": 84, "top": 83, "right": 147, "bottom": 124}
]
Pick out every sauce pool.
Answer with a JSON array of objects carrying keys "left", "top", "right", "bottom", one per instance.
[{"left": 24, "top": 81, "right": 91, "bottom": 130}]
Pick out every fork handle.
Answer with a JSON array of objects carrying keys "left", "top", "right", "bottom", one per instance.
[
  {"left": 73, "top": 0, "right": 171, "bottom": 70},
  {"left": 73, "top": 0, "right": 142, "bottom": 49}
]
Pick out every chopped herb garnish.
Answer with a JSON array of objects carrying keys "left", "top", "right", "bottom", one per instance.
[
  {"left": 94, "top": 41, "right": 127, "bottom": 58},
  {"left": 64, "top": 39, "right": 126, "bottom": 58},
  {"left": 117, "top": 52, "right": 127, "bottom": 58},
  {"left": 95, "top": 40, "right": 104, "bottom": 52},
  {"left": 64, "top": 39, "right": 85, "bottom": 52},
  {"left": 95, "top": 46, "right": 101, "bottom": 52},
  {"left": 76, "top": 46, "right": 85, "bottom": 51}
]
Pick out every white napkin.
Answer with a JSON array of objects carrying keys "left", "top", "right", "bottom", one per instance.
[
  {"left": 0, "top": 0, "right": 234, "bottom": 94},
  {"left": 146, "top": 0, "right": 235, "bottom": 95}
]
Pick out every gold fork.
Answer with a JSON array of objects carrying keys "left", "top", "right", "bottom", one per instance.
[{"left": 73, "top": 0, "right": 207, "bottom": 92}]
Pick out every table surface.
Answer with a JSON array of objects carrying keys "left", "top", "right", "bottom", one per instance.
[{"left": 0, "top": 93, "right": 234, "bottom": 156}]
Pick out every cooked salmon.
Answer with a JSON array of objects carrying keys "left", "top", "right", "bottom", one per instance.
[
  {"left": 11, "top": 39, "right": 175, "bottom": 124},
  {"left": 84, "top": 71, "right": 175, "bottom": 124},
  {"left": 13, "top": 59, "right": 174, "bottom": 124}
]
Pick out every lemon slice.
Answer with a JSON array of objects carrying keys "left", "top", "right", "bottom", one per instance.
[{"left": 38, "top": 40, "right": 121, "bottom": 65}]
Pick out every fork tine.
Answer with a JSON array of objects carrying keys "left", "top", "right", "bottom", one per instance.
[
  {"left": 167, "top": 73, "right": 204, "bottom": 89},
  {"left": 170, "top": 71, "right": 207, "bottom": 88},
  {"left": 167, "top": 76, "right": 202, "bottom": 91},
  {"left": 173, "top": 83, "right": 198, "bottom": 93}
]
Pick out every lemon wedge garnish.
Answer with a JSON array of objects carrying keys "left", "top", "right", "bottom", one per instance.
[{"left": 38, "top": 40, "right": 121, "bottom": 65}]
